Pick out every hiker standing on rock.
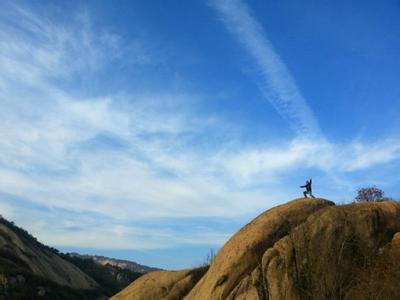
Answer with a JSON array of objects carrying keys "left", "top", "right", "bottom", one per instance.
[{"left": 300, "top": 179, "right": 315, "bottom": 198}]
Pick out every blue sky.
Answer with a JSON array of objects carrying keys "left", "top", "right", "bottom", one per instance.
[{"left": 0, "top": 0, "right": 399, "bottom": 269}]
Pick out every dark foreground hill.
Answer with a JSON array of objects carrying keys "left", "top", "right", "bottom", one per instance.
[
  {"left": 0, "top": 216, "right": 100, "bottom": 299},
  {"left": 112, "top": 198, "right": 400, "bottom": 300},
  {"left": 0, "top": 216, "right": 148, "bottom": 299}
]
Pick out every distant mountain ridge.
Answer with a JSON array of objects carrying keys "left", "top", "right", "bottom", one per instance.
[
  {"left": 68, "top": 253, "right": 160, "bottom": 273},
  {"left": 59, "top": 252, "right": 145, "bottom": 297}
]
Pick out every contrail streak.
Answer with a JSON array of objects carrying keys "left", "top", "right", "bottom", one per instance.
[{"left": 210, "top": 0, "right": 323, "bottom": 139}]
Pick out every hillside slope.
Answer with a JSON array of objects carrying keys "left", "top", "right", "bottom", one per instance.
[
  {"left": 0, "top": 216, "right": 150, "bottom": 299},
  {"left": 0, "top": 217, "right": 98, "bottom": 290},
  {"left": 112, "top": 198, "right": 400, "bottom": 299}
]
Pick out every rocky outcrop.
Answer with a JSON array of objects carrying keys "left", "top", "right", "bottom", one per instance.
[
  {"left": 186, "top": 198, "right": 334, "bottom": 299},
  {"left": 262, "top": 201, "right": 400, "bottom": 299},
  {"left": 111, "top": 267, "right": 208, "bottom": 300},
  {"left": 113, "top": 198, "right": 400, "bottom": 299}
]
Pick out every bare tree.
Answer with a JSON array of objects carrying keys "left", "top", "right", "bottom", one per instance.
[{"left": 355, "top": 187, "right": 384, "bottom": 202}]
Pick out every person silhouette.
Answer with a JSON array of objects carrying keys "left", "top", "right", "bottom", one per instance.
[{"left": 300, "top": 179, "right": 315, "bottom": 198}]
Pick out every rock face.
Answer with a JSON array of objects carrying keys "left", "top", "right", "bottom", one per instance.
[
  {"left": 113, "top": 198, "right": 400, "bottom": 299},
  {"left": 261, "top": 200, "right": 400, "bottom": 299}
]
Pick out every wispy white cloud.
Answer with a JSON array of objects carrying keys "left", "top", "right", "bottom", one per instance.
[
  {"left": 221, "top": 138, "right": 400, "bottom": 185},
  {"left": 0, "top": 2, "right": 399, "bottom": 255},
  {"left": 0, "top": 2, "right": 269, "bottom": 227},
  {"left": 340, "top": 140, "right": 400, "bottom": 171},
  {"left": 32, "top": 221, "right": 231, "bottom": 250},
  {"left": 210, "top": 0, "right": 323, "bottom": 139}
]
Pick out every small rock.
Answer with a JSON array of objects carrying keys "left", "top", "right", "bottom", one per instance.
[
  {"left": 16, "top": 275, "right": 25, "bottom": 284},
  {"left": 37, "top": 286, "right": 46, "bottom": 297}
]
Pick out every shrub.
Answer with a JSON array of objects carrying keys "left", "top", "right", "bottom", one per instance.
[
  {"left": 201, "top": 249, "right": 216, "bottom": 267},
  {"left": 355, "top": 187, "right": 384, "bottom": 202}
]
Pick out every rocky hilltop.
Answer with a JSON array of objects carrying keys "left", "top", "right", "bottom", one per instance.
[{"left": 112, "top": 198, "right": 400, "bottom": 299}]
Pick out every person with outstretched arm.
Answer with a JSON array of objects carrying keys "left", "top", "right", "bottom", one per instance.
[{"left": 300, "top": 179, "right": 315, "bottom": 198}]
